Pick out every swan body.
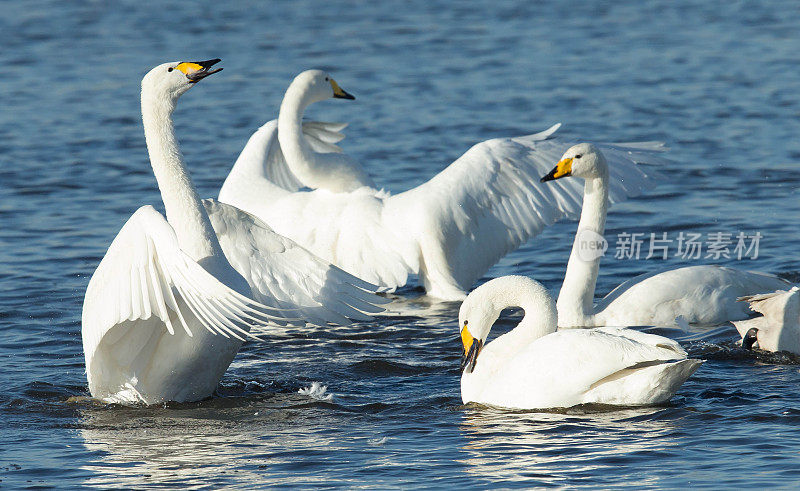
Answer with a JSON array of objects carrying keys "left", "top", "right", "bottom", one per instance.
[
  {"left": 82, "top": 61, "right": 384, "bottom": 405},
  {"left": 220, "top": 70, "right": 666, "bottom": 300},
  {"left": 594, "top": 266, "right": 791, "bottom": 327},
  {"left": 541, "top": 143, "right": 791, "bottom": 327},
  {"left": 733, "top": 287, "right": 800, "bottom": 354},
  {"left": 458, "top": 276, "right": 702, "bottom": 409}
]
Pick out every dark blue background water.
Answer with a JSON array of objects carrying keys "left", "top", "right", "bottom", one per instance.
[{"left": 3, "top": 0, "right": 800, "bottom": 487}]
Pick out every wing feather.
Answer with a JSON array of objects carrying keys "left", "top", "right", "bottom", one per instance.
[
  {"left": 302, "top": 121, "right": 347, "bottom": 154},
  {"left": 203, "top": 199, "right": 388, "bottom": 327},
  {"left": 82, "top": 206, "right": 303, "bottom": 366},
  {"left": 390, "top": 124, "right": 663, "bottom": 289},
  {"left": 227, "top": 120, "right": 350, "bottom": 194}
]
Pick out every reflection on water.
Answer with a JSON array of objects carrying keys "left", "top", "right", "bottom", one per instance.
[
  {"left": 78, "top": 395, "right": 352, "bottom": 487},
  {"left": 76, "top": 391, "right": 472, "bottom": 487},
  {"left": 459, "top": 405, "right": 680, "bottom": 487},
  {"left": 5, "top": 0, "right": 800, "bottom": 486}
]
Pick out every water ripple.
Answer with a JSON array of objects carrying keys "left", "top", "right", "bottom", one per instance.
[{"left": 3, "top": 0, "right": 800, "bottom": 487}]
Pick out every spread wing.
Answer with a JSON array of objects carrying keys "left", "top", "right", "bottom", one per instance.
[
  {"left": 389, "top": 124, "right": 664, "bottom": 289},
  {"left": 229, "top": 120, "right": 348, "bottom": 193},
  {"left": 301, "top": 121, "right": 348, "bottom": 154},
  {"left": 203, "top": 199, "right": 388, "bottom": 327},
  {"left": 82, "top": 206, "right": 291, "bottom": 365}
]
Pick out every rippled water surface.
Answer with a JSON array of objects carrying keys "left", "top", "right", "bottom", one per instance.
[{"left": 3, "top": 0, "right": 800, "bottom": 487}]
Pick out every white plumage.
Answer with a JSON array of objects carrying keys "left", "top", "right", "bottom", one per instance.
[
  {"left": 458, "top": 276, "right": 702, "bottom": 409},
  {"left": 733, "top": 287, "right": 800, "bottom": 354},
  {"left": 82, "top": 61, "right": 384, "bottom": 405},
  {"left": 220, "top": 70, "right": 665, "bottom": 300},
  {"left": 594, "top": 266, "right": 791, "bottom": 327},
  {"left": 541, "top": 143, "right": 791, "bottom": 327},
  {"left": 274, "top": 69, "right": 372, "bottom": 192},
  {"left": 203, "top": 199, "right": 383, "bottom": 325}
]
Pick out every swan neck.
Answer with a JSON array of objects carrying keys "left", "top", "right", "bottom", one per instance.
[
  {"left": 557, "top": 174, "right": 609, "bottom": 327},
  {"left": 277, "top": 86, "right": 318, "bottom": 187},
  {"left": 141, "top": 90, "right": 222, "bottom": 260},
  {"left": 482, "top": 279, "right": 557, "bottom": 350}
]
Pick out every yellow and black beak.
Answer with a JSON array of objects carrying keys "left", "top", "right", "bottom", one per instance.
[
  {"left": 330, "top": 78, "right": 355, "bottom": 100},
  {"left": 541, "top": 157, "right": 573, "bottom": 182},
  {"left": 175, "top": 59, "right": 223, "bottom": 83},
  {"left": 460, "top": 324, "right": 483, "bottom": 373}
]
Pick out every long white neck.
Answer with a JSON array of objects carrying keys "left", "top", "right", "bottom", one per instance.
[
  {"left": 556, "top": 172, "right": 609, "bottom": 327},
  {"left": 141, "top": 89, "right": 223, "bottom": 261},
  {"left": 277, "top": 85, "right": 321, "bottom": 187},
  {"left": 477, "top": 277, "right": 558, "bottom": 354},
  {"left": 460, "top": 277, "right": 556, "bottom": 404}
]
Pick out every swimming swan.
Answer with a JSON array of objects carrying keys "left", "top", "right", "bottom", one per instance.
[
  {"left": 541, "top": 143, "right": 790, "bottom": 327},
  {"left": 82, "top": 61, "right": 385, "bottom": 405},
  {"left": 458, "top": 276, "right": 702, "bottom": 409},
  {"left": 733, "top": 287, "right": 800, "bottom": 355},
  {"left": 220, "top": 69, "right": 666, "bottom": 300}
]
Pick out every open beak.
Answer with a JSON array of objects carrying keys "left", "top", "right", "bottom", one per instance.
[
  {"left": 460, "top": 326, "right": 483, "bottom": 373},
  {"left": 742, "top": 328, "right": 759, "bottom": 350},
  {"left": 330, "top": 79, "right": 355, "bottom": 100},
  {"left": 175, "top": 59, "right": 223, "bottom": 83},
  {"left": 541, "top": 157, "right": 573, "bottom": 182}
]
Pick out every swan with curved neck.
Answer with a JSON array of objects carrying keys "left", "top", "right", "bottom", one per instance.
[
  {"left": 82, "top": 61, "right": 384, "bottom": 404},
  {"left": 277, "top": 69, "right": 374, "bottom": 192},
  {"left": 458, "top": 276, "right": 702, "bottom": 409},
  {"left": 541, "top": 143, "right": 791, "bottom": 327},
  {"left": 221, "top": 71, "right": 667, "bottom": 300}
]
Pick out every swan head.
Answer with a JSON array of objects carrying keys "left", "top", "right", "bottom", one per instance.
[
  {"left": 290, "top": 69, "right": 355, "bottom": 105},
  {"left": 141, "top": 59, "right": 223, "bottom": 102},
  {"left": 458, "top": 276, "right": 556, "bottom": 374},
  {"left": 458, "top": 304, "right": 494, "bottom": 374},
  {"left": 540, "top": 143, "right": 607, "bottom": 182},
  {"left": 742, "top": 327, "right": 759, "bottom": 350}
]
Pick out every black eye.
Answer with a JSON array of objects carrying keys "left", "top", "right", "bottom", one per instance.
[
  {"left": 463, "top": 320, "right": 468, "bottom": 326},
  {"left": 168, "top": 67, "right": 173, "bottom": 72},
  {"left": 575, "top": 154, "right": 582, "bottom": 159},
  {"left": 325, "top": 77, "right": 329, "bottom": 81}
]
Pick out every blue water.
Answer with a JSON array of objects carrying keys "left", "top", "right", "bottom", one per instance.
[{"left": 3, "top": 0, "right": 800, "bottom": 487}]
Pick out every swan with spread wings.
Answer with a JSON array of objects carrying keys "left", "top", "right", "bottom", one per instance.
[
  {"left": 82, "top": 61, "right": 385, "bottom": 405},
  {"left": 220, "top": 69, "right": 665, "bottom": 300}
]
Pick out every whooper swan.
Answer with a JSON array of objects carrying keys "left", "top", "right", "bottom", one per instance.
[
  {"left": 220, "top": 69, "right": 665, "bottom": 300},
  {"left": 540, "top": 143, "right": 790, "bottom": 327},
  {"left": 82, "top": 61, "right": 385, "bottom": 405},
  {"left": 458, "top": 276, "right": 702, "bottom": 409}
]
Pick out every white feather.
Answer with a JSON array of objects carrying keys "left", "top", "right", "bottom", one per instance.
[
  {"left": 733, "top": 287, "right": 800, "bottom": 354},
  {"left": 82, "top": 62, "right": 385, "bottom": 405},
  {"left": 545, "top": 143, "right": 791, "bottom": 327},
  {"left": 221, "top": 120, "right": 662, "bottom": 300},
  {"left": 458, "top": 276, "right": 702, "bottom": 409}
]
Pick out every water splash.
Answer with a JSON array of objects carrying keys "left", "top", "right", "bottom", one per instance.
[{"left": 298, "top": 382, "right": 333, "bottom": 402}]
